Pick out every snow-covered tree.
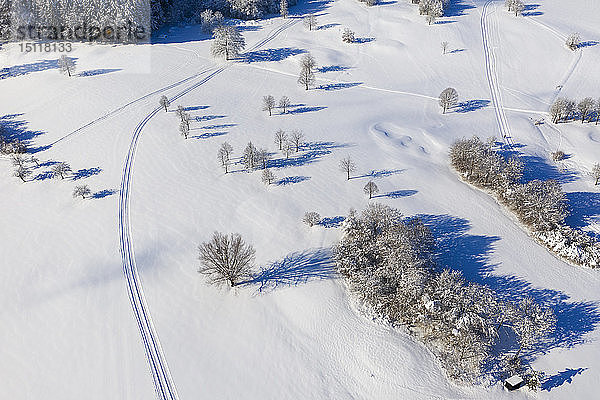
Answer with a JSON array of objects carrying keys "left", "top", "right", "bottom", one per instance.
[
  {"left": 179, "top": 121, "right": 190, "bottom": 139},
  {"left": 200, "top": 9, "right": 224, "bottom": 33},
  {"left": 342, "top": 28, "right": 355, "bottom": 43},
  {"left": 441, "top": 41, "right": 449, "bottom": 54},
  {"left": 218, "top": 142, "right": 234, "bottom": 173},
  {"left": 211, "top": 25, "right": 246, "bottom": 60},
  {"left": 198, "top": 232, "right": 256, "bottom": 287},
  {"left": 439, "top": 87, "right": 459, "bottom": 113},
  {"left": 593, "top": 163, "right": 600, "bottom": 185},
  {"left": 298, "top": 53, "right": 317, "bottom": 90},
  {"left": 73, "top": 185, "right": 91, "bottom": 199},
  {"left": 58, "top": 55, "right": 75, "bottom": 77},
  {"left": 339, "top": 155, "right": 356, "bottom": 180},
  {"left": 274, "top": 129, "right": 287, "bottom": 150},
  {"left": 52, "top": 162, "right": 71, "bottom": 180},
  {"left": 243, "top": 141, "right": 259, "bottom": 170},
  {"left": 507, "top": 180, "right": 569, "bottom": 231},
  {"left": 512, "top": 0, "right": 524, "bottom": 16},
  {"left": 14, "top": 166, "right": 30, "bottom": 182},
  {"left": 261, "top": 168, "right": 275, "bottom": 185},
  {"left": 513, "top": 297, "right": 556, "bottom": 358},
  {"left": 159, "top": 95, "right": 170, "bottom": 112},
  {"left": 279, "top": 96, "right": 291, "bottom": 114},
  {"left": 303, "top": 211, "right": 321, "bottom": 227},
  {"left": 290, "top": 130, "right": 304, "bottom": 152},
  {"left": 262, "top": 95, "right": 276, "bottom": 116},
  {"left": 280, "top": 0, "right": 288, "bottom": 18},
  {"left": 364, "top": 180, "right": 379, "bottom": 198},
  {"left": 365, "top": 0, "right": 377, "bottom": 6},
  {"left": 578, "top": 97, "right": 595, "bottom": 123},
  {"left": 303, "top": 14, "right": 317, "bottom": 31},
  {"left": 566, "top": 33, "right": 580, "bottom": 51}
]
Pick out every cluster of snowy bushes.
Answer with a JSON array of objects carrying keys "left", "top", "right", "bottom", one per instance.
[
  {"left": 409, "top": 0, "right": 450, "bottom": 25},
  {"left": 550, "top": 97, "right": 600, "bottom": 125},
  {"left": 0, "top": 126, "right": 27, "bottom": 155},
  {"left": 335, "top": 203, "right": 555, "bottom": 385},
  {"left": 450, "top": 136, "right": 600, "bottom": 268}
]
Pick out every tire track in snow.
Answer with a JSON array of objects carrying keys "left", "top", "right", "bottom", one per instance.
[
  {"left": 481, "top": 0, "right": 514, "bottom": 148},
  {"left": 118, "top": 18, "right": 297, "bottom": 400}
]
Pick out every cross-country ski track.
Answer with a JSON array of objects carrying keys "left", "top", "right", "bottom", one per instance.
[{"left": 118, "top": 18, "right": 297, "bottom": 399}]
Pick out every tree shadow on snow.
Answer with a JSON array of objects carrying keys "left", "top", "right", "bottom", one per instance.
[
  {"left": 190, "top": 131, "right": 228, "bottom": 139},
  {"left": 0, "top": 114, "right": 47, "bottom": 153},
  {"left": 244, "top": 248, "right": 337, "bottom": 292},
  {"left": 444, "top": 0, "right": 476, "bottom": 17},
  {"left": 353, "top": 168, "right": 405, "bottom": 179},
  {"left": 316, "top": 82, "right": 361, "bottom": 91},
  {"left": 542, "top": 367, "right": 587, "bottom": 391},
  {"left": 318, "top": 65, "right": 351, "bottom": 73},
  {"left": 565, "top": 192, "right": 600, "bottom": 240},
  {"left": 0, "top": 59, "right": 62, "bottom": 79},
  {"left": 287, "top": 105, "right": 327, "bottom": 114},
  {"left": 499, "top": 145, "right": 578, "bottom": 184},
  {"left": 374, "top": 189, "right": 418, "bottom": 199},
  {"left": 268, "top": 140, "right": 352, "bottom": 169},
  {"left": 240, "top": 47, "right": 306, "bottom": 63},
  {"left": 92, "top": 189, "right": 118, "bottom": 199},
  {"left": 276, "top": 175, "right": 310, "bottom": 185},
  {"left": 72, "top": 167, "right": 102, "bottom": 180},
  {"left": 320, "top": 216, "right": 345, "bottom": 228},
  {"left": 78, "top": 68, "right": 121, "bottom": 77},
  {"left": 418, "top": 213, "right": 600, "bottom": 372},
  {"left": 455, "top": 99, "right": 490, "bottom": 113},
  {"left": 522, "top": 4, "right": 543, "bottom": 17}
]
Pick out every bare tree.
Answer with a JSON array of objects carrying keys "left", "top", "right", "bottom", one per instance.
[
  {"left": 279, "top": 96, "right": 291, "bottom": 114},
  {"left": 58, "top": 55, "right": 75, "bottom": 77},
  {"left": 339, "top": 156, "right": 356, "bottom": 180},
  {"left": 257, "top": 148, "right": 271, "bottom": 169},
  {"left": 274, "top": 129, "right": 287, "bottom": 150},
  {"left": 364, "top": 180, "right": 379, "bottom": 199},
  {"left": 551, "top": 150, "right": 566, "bottom": 162},
  {"left": 342, "top": 28, "right": 355, "bottom": 43},
  {"left": 243, "top": 141, "right": 259, "bottom": 170},
  {"left": 198, "top": 232, "right": 256, "bottom": 287},
  {"left": 566, "top": 33, "right": 580, "bottom": 51},
  {"left": 593, "top": 163, "right": 600, "bottom": 185},
  {"left": 262, "top": 95, "right": 276, "bottom": 116},
  {"left": 298, "top": 53, "right": 317, "bottom": 90},
  {"left": 439, "top": 87, "right": 459, "bottom": 114},
  {"left": 211, "top": 25, "right": 246, "bottom": 60},
  {"left": 303, "top": 14, "right": 317, "bottom": 31},
  {"left": 441, "top": 41, "right": 449, "bottom": 54},
  {"left": 176, "top": 104, "right": 185, "bottom": 120},
  {"left": 282, "top": 141, "right": 294, "bottom": 159},
  {"left": 513, "top": 297, "right": 556, "bottom": 358},
  {"left": 52, "top": 162, "right": 71, "bottom": 179},
  {"left": 218, "top": 142, "right": 233, "bottom": 173},
  {"left": 73, "top": 185, "right": 91, "bottom": 199},
  {"left": 179, "top": 121, "right": 190, "bottom": 139},
  {"left": 159, "top": 95, "right": 170, "bottom": 112},
  {"left": 512, "top": 0, "right": 524, "bottom": 16},
  {"left": 29, "top": 156, "right": 40, "bottom": 167},
  {"left": 261, "top": 168, "right": 275, "bottom": 185},
  {"left": 11, "top": 154, "right": 25, "bottom": 168},
  {"left": 280, "top": 0, "right": 288, "bottom": 18},
  {"left": 14, "top": 166, "right": 30, "bottom": 182},
  {"left": 303, "top": 211, "right": 321, "bottom": 227},
  {"left": 578, "top": 97, "right": 595, "bottom": 123},
  {"left": 290, "top": 130, "right": 304, "bottom": 152}
]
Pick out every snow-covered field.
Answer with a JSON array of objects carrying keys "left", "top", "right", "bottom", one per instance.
[{"left": 1, "top": 0, "right": 599, "bottom": 398}]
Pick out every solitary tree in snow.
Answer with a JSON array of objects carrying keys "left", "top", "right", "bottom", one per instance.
[
  {"left": 257, "top": 148, "right": 271, "bottom": 169},
  {"left": 262, "top": 95, "right": 276, "bottom": 116},
  {"left": 303, "top": 211, "right": 321, "bottom": 227},
  {"left": 261, "top": 168, "right": 275, "bottom": 185},
  {"left": 512, "top": 0, "right": 524, "bottom": 16},
  {"left": 593, "top": 163, "right": 600, "bottom": 185},
  {"left": 73, "top": 184, "right": 91, "bottom": 199},
  {"left": 578, "top": 97, "right": 595, "bottom": 123},
  {"left": 52, "top": 162, "right": 71, "bottom": 179},
  {"left": 58, "top": 55, "right": 75, "bottom": 77},
  {"left": 211, "top": 25, "right": 246, "bottom": 60},
  {"left": 280, "top": 0, "right": 288, "bottom": 18},
  {"left": 339, "top": 156, "right": 356, "bottom": 180},
  {"left": 14, "top": 166, "right": 30, "bottom": 182},
  {"left": 218, "top": 142, "right": 234, "bottom": 173},
  {"left": 303, "top": 14, "right": 317, "bottom": 31},
  {"left": 439, "top": 87, "right": 459, "bottom": 114},
  {"left": 159, "top": 95, "right": 170, "bottom": 112},
  {"left": 279, "top": 96, "right": 291, "bottom": 114},
  {"left": 298, "top": 53, "right": 317, "bottom": 90},
  {"left": 364, "top": 180, "right": 379, "bottom": 199},
  {"left": 274, "top": 129, "right": 287, "bottom": 150},
  {"left": 441, "top": 41, "right": 449, "bottom": 54},
  {"left": 290, "top": 130, "right": 304, "bottom": 152},
  {"left": 179, "top": 121, "right": 190, "bottom": 139},
  {"left": 566, "top": 33, "right": 580, "bottom": 51},
  {"left": 198, "top": 232, "right": 256, "bottom": 287},
  {"left": 342, "top": 28, "right": 355, "bottom": 43}
]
